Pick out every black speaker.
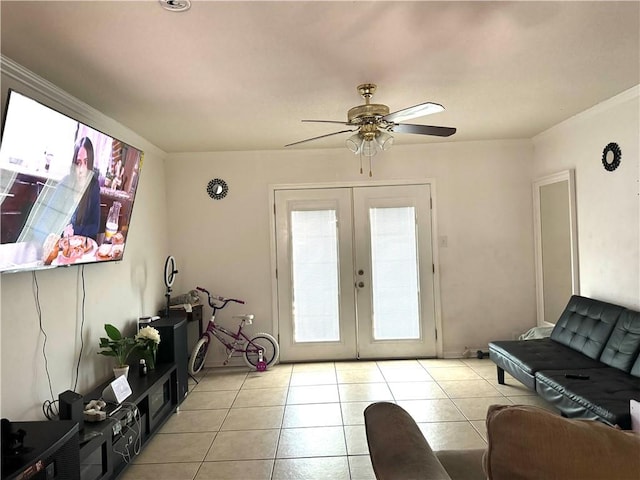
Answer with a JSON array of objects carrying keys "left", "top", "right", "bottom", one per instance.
[
  {"left": 59, "top": 390, "right": 84, "bottom": 430},
  {"left": 154, "top": 317, "right": 188, "bottom": 404}
]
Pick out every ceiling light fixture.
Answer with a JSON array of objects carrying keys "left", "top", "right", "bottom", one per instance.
[{"left": 159, "top": 0, "right": 191, "bottom": 12}]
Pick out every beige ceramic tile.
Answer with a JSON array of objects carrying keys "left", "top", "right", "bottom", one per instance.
[
  {"left": 338, "top": 383, "right": 393, "bottom": 402},
  {"left": 241, "top": 373, "right": 291, "bottom": 389},
  {"left": 418, "top": 359, "right": 466, "bottom": 368},
  {"left": 233, "top": 387, "right": 288, "bottom": 407},
  {"left": 121, "top": 462, "right": 200, "bottom": 480},
  {"left": 507, "top": 395, "right": 559, "bottom": 412},
  {"left": 460, "top": 358, "right": 493, "bottom": 367},
  {"left": 247, "top": 363, "right": 293, "bottom": 374},
  {"left": 272, "top": 456, "right": 350, "bottom": 480},
  {"left": 337, "top": 369, "right": 386, "bottom": 384},
  {"left": 193, "top": 372, "right": 247, "bottom": 392},
  {"left": 425, "top": 366, "right": 482, "bottom": 381},
  {"left": 276, "top": 426, "right": 347, "bottom": 458},
  {"left": 377, "top": 359, "right": 422, "bottom": 368},
  {"left": 292, "top": 362, "right": 336, "bottom": 373},
  {"left": 486, "top": 378, "right": 536, "bottom": 396},
  {"left": 133, "top": 432, "right": 216, "bottom": 463},
  {"left": 396, "top": 399, "right": 466, "bottom": 422},
  {"left": 286, "top": 384, "right": 340, "bottom": 404},
  {"left": 290, "top": 370, "right": 337, "bottom": 386},
  {"left": 349, "top": 455, "right": 377, "bottom": 480},
  {"left": 160, "top": 409, "right": 228, "bottom": 433},
  {"left": 436, "top": 379, "right": 502, "bottom": 398},
  {"left": 180, "top": 391, "right": 237, "bottom": 410},
  {"left": 470, "top": 420, "right": 487, "bottom": 441},
  {"left": 221, "top": 405, "right": 284, "bottom": 431},
  {"left": 344, "top": 425, "right": 369, "bottom": 455},
  {"left": 452, "top": 397, "right": 513, "bottom": 421},
  {"left": 195, "top": 460, "right": 274, "bottom": 480},
  {"left": 380, "top": 367, "right": 434, "bottom": 382},
  {"left": 205, "top": 429, "right": 280, "bottom": 461},
  {"left": 282, "top": 402, "right": 343, "bottom": 428},
  {"left": 388, "top": 381, "right": 448, "bottom": 400},
  {"left": 335, "top": 360, "right": 379, "bottom": 371},
  {"left": 341, "top": 401, "right": 377, "bottom": 425},
  {"left": 469, "top": 364, "right": 500, "bottom": 379},
  {"left": 418, "top": 421, "right": 487, "bottom": 450}
]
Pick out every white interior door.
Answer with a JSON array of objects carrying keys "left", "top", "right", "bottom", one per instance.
[
  {"left": 353, "top": 185, "right": 436, "bottom": 358},
  {"left": 275, "top": 188, "right": 357, "bottom": 361},
  {"left": 275, "top": 184, "right": 436, "bottom": 362}
]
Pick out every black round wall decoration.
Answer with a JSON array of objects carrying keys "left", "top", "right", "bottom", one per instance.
[
  {"left": 207, "top": 178, "right": 228, "bottom": 200},
  {"left": 601, "top": 142, "right": 621, "bottom": 172}
]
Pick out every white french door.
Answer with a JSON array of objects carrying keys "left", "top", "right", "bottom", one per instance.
[{"left": 275, "top": 184, "right": 436, "bottom": 362}]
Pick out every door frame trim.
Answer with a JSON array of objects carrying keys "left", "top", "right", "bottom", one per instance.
[{"left": 268, "top": 179, "right": 444, "bottom": 358}]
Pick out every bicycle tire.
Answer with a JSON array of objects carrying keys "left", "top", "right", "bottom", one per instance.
[
  {"left": 243, "top": 333, "right": 279, "bottom": 370},
  {"left": 189, "top": 336, "right": 209, "bottom": 375}
]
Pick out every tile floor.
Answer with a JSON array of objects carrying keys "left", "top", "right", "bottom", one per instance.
[{"left": 121, "top": 358, "right": 556, "bottom": 480}]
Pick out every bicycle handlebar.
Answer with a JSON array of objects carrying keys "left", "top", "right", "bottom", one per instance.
[{"left": 195, "top": 286, "right": 245, "bottom": 309}]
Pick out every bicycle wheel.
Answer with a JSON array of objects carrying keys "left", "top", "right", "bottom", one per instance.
[
  {"left": 189, "top": 336, "right": 209, "bottom": 375},
  {"left": 244, "top": 333, "right": 279, "bottom": 370}
]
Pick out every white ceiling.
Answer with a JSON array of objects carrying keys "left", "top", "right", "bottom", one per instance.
[{"left": 1, "top": 1, "right": 639, "bottom": 153}]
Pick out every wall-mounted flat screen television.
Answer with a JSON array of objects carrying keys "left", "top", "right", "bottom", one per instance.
[{"left": 0, "top": 89, "right": 144, "bottom": 274}]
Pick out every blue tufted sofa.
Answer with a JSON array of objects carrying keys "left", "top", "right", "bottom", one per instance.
[{"left": 489, "top": 295, "right": 640, "bottom": 429}]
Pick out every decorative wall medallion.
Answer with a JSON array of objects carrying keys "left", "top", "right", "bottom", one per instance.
[
  {"left": 206, "top": 178, "right": 228, "bottom": 200},
  {"left": 602, "top": 142, "right": 621, "bottom": 172}
]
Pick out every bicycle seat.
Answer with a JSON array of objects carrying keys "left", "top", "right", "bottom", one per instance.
[{"left": 233, "top": 314, "right": 254, "bottom": 325}]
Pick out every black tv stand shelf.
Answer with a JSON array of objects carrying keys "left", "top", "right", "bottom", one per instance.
[
  {"left": 79, "top": 316, "right": 187, "bottom": 480},
  {"left": 1, "top": 420, "right": 79, "bottom": 480}
]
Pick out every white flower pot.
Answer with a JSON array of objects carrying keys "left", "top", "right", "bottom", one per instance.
[{"left": 113, "top": 365, "right": 129, "bottom": 379}]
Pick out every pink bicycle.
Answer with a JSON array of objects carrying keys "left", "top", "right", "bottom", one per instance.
[{"left": 188, "top": 286, "right": 279, "bottom": 375}]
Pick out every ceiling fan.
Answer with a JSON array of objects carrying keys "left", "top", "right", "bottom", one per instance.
[{"left": 285, "top": 83, "right": 456, "bottom": 173}]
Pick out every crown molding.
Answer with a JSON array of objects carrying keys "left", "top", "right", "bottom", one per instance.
[
  {"left": 534, "top": 84, "right": 640, "bottom": 142},
  {"left": 1, "top": 55, "right": 104, "bottom": 123}
]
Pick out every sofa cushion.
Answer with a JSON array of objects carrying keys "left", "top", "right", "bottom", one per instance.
[
  {"left": 364, "top": 401, "right": 452, "bottom": 480},
  {"left": 632, "top": 354, "right": 640, "bottom": 377},
  {"left": 489, "top": 338, "right": 603, "bottom": 389},
  {"left": 599, "top": 308, "right": 640, "bottom": 372},
  {"left": 483, "top": 404, "right": 640, "bottom": 480},
  {"left": 550, "top": 295, "right": 623, "bottom": 359},
  {"left": 536, "top": 368, "right": 640, "bottom": 428}
]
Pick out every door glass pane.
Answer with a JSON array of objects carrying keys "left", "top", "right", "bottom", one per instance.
[
  {"left": 370, "top": 207, "right": 420, "bottom": 340},
  {"left": 291, "top": 210, "right": 340, "bottom": 342}
]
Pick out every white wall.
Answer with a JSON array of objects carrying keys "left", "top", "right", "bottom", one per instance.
[
  {"left": 532, "top": 86, "right": 640, "bottom": 309},
  {"left": 166, "top": 139, "right": 536, "bottom": 361},
  {"left": 0, "top": 58, "right": 171, "bottom": 420}
]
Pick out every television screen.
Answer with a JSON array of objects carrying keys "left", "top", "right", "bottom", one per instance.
[{"left": 0, "top": 89, "right": 144, "bottom": 273}]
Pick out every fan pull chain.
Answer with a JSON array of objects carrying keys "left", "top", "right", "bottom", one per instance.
[
  {"left": 359, "top": 152, "right": 363, "bottom": 175},
  {"left": 369, "top": 156, "right": 373, "bottom": 177}
]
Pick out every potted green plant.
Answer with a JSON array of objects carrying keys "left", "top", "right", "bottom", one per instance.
[{"left": 98, "top": 324, "right": 138, "bottom": 378}]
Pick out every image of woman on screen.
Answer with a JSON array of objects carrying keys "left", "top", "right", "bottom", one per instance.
[{"left": 62, "top": 136, "right": 101, "bottom": 240}]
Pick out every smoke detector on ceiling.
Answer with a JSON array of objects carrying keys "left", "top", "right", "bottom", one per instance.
[{"left": 159, "top": 0, "right": 191, "bottom": 12}]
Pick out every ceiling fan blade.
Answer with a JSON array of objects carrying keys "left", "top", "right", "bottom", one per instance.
[
  {"left": 391, "top": 123, "right": 456, "bottom": 137},
  {"left": 302, "top": 119, "right": 351, "bottom": 125},
  {"left": 383, "top": 102, "right": 444, "bottom": 123},
  {"left": 285, "top": 128, "right": 357, "bottom": 147}
]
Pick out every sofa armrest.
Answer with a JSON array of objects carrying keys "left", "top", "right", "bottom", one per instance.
[{"left": 364, "top": 402, "right": 452, "bottom": 480}]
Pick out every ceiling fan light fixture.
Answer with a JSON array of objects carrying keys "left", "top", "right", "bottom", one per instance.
[
  {"left": 159, "top": 0, "right": 191, "bottom": 12},
  {"left": 375, "top": 131, "right": 394, "bottom": 151},
  {"left": 346, "top": 133, "right": 363, "bottom": 154},
  {"left": 361, "top": 139, "right": 378, "bottom": 158}
]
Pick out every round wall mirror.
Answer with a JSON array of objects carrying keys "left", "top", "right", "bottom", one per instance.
[
  {"left": 207, "top": 178, "right": 228, "bottom": 200},
  {"left": 602, "top": 143, "right": 621, "bottom": 172}
]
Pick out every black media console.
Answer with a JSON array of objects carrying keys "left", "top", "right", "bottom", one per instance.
[
  {"left": 1, "top": 315, "right": 188, "bottom": 480},
  {"left": 79, "top": 316, "right": 188, "bottom": 480}
]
